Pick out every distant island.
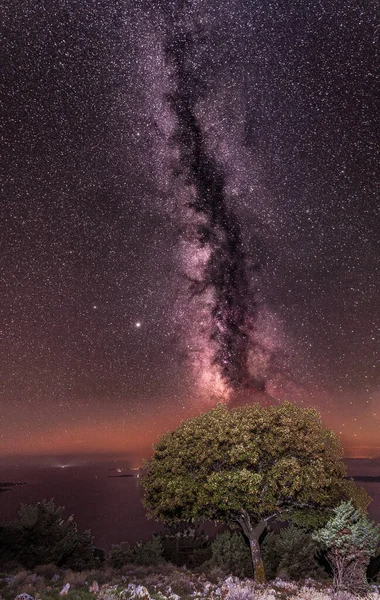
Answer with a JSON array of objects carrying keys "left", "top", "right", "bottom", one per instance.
[
  {"left": 350, "top": 475, "right": 380, "bottom": 482},
  {"left": 0, "top": 481, "right": 27, "bottom": 493}
]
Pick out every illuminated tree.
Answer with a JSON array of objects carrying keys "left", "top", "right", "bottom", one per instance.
[
  {"left": 142, "top": 402, "right": 370, "bottom": 583},
  {"left": 313, "top": 501, "right": 380, "bottom": 595}
]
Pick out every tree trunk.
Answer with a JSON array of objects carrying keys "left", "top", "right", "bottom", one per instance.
[
  {"left": 236, "top": 510, "right": 266, "bottom": 584},
  {"left": 248, "top": 535, "right": 266, "bottom": 584}
]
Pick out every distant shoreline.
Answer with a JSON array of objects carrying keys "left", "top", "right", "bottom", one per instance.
[
  {"left": 0, "top": 481, "right": 27, "bottom": 493},
  {"left": 0, "top": 482, "right": 27, "bottom": 487},
  {"left": 349, "top": 475, "right": 380, "bottom": 482}
]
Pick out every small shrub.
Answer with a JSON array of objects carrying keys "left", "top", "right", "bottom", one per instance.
[
  {"left": 132, "top": 537, "right": 164, "bottom": 566},
  {"left": 262, "top": 524, "right": 325, "bottom": 581},
  {"left": 222, "top": 580, "right": 256, "bottom": 600},
  {"left": 107, "top": 544, "right": 133, "bottom": 568},
  {"left": 9, "top": 500, "right": 97, "bottom": 570},
  {"left": 18, "top": 574, "right": 47, "bottom": 594},
  {"left": 159, "top": 526, "right": 211, "bottom": 567},
  {"left": 108, "top": 537, "right": 164, "bottom": 569},
  {"left": 204, "top": 565, "right": 225, "bottom": 583},
  {"left": 90, "top": 567, "right": 117, "bottom": 585},
  {"left": 34, "top": 564, "right": 60, "bottom": 580},
  {"left": 167, "top": 570, "right": 195, "bottom": 595},
  {"left": 206, "top": 530, "right": 253, "bottom": 578},
  {"left": 63, "top": 570, "right": 89, "bottom": 588},
  {"left": 142, "top": 572, "right": 164, "bottom": 588},
  {"left": 8, "top": 570, "right": 30, "bottom": 588}
]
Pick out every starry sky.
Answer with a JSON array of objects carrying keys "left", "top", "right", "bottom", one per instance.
[{"left": 1, "top": 0, "right": 380, "bottom": 459}]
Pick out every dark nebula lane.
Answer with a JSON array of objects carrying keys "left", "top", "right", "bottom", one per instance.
[{"left": 164, "top": 19, "right": 266, "bottom": 398}]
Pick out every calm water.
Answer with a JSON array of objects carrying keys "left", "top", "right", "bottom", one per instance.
[
  {"left": 0, "top": 458, "right": 379, "bottom": 551},
  {"left": 0, "top": 462, "right": 163, "bottom": 551}
]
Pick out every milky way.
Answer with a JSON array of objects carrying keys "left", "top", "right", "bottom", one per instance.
[
  {"left": 144, "top": 2, "right": 294, "bottom": 403},
  {"left": 165, "top": 14, "right": 264, "bottom": 399},
  {"left": 1, "top": 0, "right": 380, "bottom": 456}
]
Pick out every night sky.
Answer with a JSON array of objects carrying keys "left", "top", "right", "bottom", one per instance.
[{"left": 2, "top": 0, "right": 380, "bottom": 459}]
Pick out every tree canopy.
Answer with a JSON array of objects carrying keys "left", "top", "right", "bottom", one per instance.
[{"left": 143, "top": 402, "right": 369, "bottom": 525}]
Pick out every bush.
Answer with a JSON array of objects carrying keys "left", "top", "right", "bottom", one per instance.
[
  {"left": 107, "top": 536, "right": 164, "bottom": 568},
  {"left": 6, "top": 570, "right": 30, "bottom": 588},
  {"left": 262, "top": 524, "right": 325, "bottom": 581},
  {"left": 107, "top": 543, "right": 133, "bottom": 568},
  {"left": 206, "top": 531, "right": 253, "bottom": 578},
  {"left": 63, "top": 530, "right": 99, "bottom": 571},
  {"left": 5, "top": 500, "right": 97, "bottom": 570},
  {"left": 313, "top": 501, "right": 380, "bottom": 595},
  {"left": 63, "top": 570, "right": 89, "bottom": 588},
  {"left": 167, "top": 569, "right": 195, "bottom": 595},
  {"left": 160, "top": 525, "right": 211, "bottom": 567},
  {"left": 34, "top": 564, "right": 60, "bottom": 580},
  {"left": 132, "top": 537, "right": 164, "bottom": 565}
]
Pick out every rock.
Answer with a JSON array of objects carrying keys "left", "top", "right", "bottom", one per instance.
[
  {"left": 51, "top": 574, "right": 60, "bottom": 583},
  {"left": 15, "top": 594, "right": 34, "bottom": 600},
  {"left": 126, "top": 584, "right": 151, "bottom": 600},
  {"left": 59, "top": 583, "right": 70, "bottom": 596},
  {"left": 89, "top": 581, "right": 99, "bottom": 593}
]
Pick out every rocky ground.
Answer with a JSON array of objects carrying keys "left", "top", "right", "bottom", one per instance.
[{"left": 1, "top": 564, "right": 379, "bottom": 600}]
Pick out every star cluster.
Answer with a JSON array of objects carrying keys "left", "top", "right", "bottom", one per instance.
[{"left": 1, "top": 0, "right": 379, "bottom": 457}]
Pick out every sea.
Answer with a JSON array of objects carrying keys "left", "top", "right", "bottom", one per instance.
[{"left": 0, "top": 458, "right": 379, "bottom": 552}]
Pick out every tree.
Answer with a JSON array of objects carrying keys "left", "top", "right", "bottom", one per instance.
[
  {"left": 142, "top": 402, "right": 370, "bottom": 583},
  {"left": 9, "top": 499, "right": 97, "bottom": 569},
  {"left": 313, "top": 501, "right": 380, "bottom": 595}
]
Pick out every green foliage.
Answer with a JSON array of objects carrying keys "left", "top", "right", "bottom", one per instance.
[
  {"left": 132, "top": 537, "right": 164, "bottom": 565},
  {"left": 107, "top": 543, "right": 133, "bottom": 568},
  {"left": 262, "top": 525, "right": 325, "bottom": 581},
  {"left": 276, "top": 508, "right": 331, "bottom": 531},
  {"left": 107, "top": 536, "right": 164, "bottom": 568},
  {"left": 313, "top": 501, "right": 380, "bottom": 594},
  {"left": 207, "top": 530, "right": 253, "bottom": 578},
  {"left": 2, "top": 499, "right": 97, "bottom": 570},
  {"left": 313, "top": 501, "right": 380, "bottom": 559},
  {"left": 142, "top": 402, "right": 370, "bottom": 527}
]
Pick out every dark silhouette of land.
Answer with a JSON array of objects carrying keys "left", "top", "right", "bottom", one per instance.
[
  {"left": 350, "top": 475, "right": 380, "bottom": 482},
  {"left": 0, "top": 481, "right": 27, "bottom": 493}
]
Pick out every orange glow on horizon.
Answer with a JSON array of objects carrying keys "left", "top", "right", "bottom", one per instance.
[{"left": 1, "top": 396, "right": 379, "bottom": 460}]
